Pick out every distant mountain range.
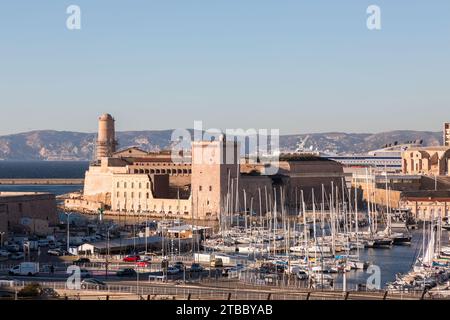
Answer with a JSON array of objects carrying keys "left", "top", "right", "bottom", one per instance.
[{"left": 0, "top": 129, "right": 443, "bottom": 161}]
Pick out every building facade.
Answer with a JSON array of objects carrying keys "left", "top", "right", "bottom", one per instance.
[
  {"left": 0, "top": 192, "right": 58, "bottom": 238},
  {"left": 66, "top": 114, "right": 347, "bottom": 220},
  {"left": 444, "top": 122, "right": 450, "bottom": 147},
  {"left": 402, "top": 146, "right": 450, "bottom": 176},
  {"left": 399, "top": 191, "right": 450, "bottom": 221}
]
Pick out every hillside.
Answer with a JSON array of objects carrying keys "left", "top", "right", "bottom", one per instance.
[{"left": 0, "top": 130, "right": 442, "bottom": 161}]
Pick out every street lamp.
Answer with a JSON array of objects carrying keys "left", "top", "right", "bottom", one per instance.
[
  {"left": 65, "top": 212, "right": 74, "bottom": 253},
  {"left": 106, "top": 225, "right": 113, "bottom": 280}
]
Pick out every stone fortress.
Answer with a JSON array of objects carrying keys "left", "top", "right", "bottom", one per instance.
[
  {"left": 401, "top": 122, "right": 450, "bottom": 176},
  {"left": 65, "top": 114, "right": 346, "bottom": 220}
]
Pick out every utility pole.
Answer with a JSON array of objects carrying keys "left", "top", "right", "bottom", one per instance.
[{"left": 65, "top": 212, "right": 73, "bottom": 253}]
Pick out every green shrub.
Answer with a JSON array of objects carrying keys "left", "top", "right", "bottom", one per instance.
[{"left": 18, "top": 283, "right": 41, "bottom": 297}]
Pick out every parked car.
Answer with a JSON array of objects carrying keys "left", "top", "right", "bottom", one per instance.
[
  {"left": 40, "top": 287, "right": 60, "bottom": 298},
  {"left": 123, "top": 255, "right": 140, "bottom": 262},
  {"left": 48, "top": 242, "right": 58, "bottom": 249},
  {"left": 81, "top": 278, "right": 107, "bottom": 290},
  {"left": 189, "top": 263, "right": 204, "bottom": 272},
  {"left": 73, "top": 258, "right": 91, "bottom": 265},
  {"left": 140, "top": 255, "right": 154, "bottom": 262},
  {"left": 47, "top": 249, "right": 64, "bottom": 256},
  {"left": 166, "top": 267, "right": 180, "bottom": 275},
  {"left": 296, "top": 270, "right": 309, "bottom": 280},
  {"left": 6, "top": 244, "right": 19, "bottom": 252},
  {"left": 10, "top": 252, "right": 25, "bottom": 260},
  {"left": 116, "top": 268, "right": 137, "bottom": 277},
  {"left": 37, "top": 240, "right": 49, "bottom": 247},
  {"left": 222, "top": 267, "right": 231, "bottom": 277},
  {"left": 135, "top": 261, "right": 150, "bottom": 268},
  {"left": 80, "top": 269, "right": 92, "bottom": 279},
  {"left": 0, "top": 250, "right": 10, "bottom": 257},
  {"left": 173, "top": 262, "right": 185, "bottom": 271}
]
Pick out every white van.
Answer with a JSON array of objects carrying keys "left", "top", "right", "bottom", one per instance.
[{"left": 9, "top": 262, "right": 40, "bottom": 276}]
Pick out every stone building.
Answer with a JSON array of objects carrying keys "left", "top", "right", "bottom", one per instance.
[
  {"left": 399, "top": 191, "right": 450, "bottom": 221},
  {"left": 402, "top": 146, "right": 450, "bottom": 176},
  {"left": 66, "top": 114, "right": 346, "bottom": 220},
  {"left": 0, "top": 192, "right": 58, "bottom": 238},
  {"left": 444, "top": 123, "right": 450, "bottom": 147},
  {"left": 96, "top": 113, "right": 118, "bottom": 160}
]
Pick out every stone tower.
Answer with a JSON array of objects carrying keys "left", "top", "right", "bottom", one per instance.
[
  {"left": 444, "top": 122, "right": 450, "bottom": 147},
  {"left": 96, "top": 113, "right": 117, "bottom": 160},
  {"left": 191, "top": 137, "right": 239, "bottom": 219}
]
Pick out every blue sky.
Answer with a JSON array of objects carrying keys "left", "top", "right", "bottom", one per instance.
[{"left": 0, "top": 1, "right": 449, "bottom": 135}]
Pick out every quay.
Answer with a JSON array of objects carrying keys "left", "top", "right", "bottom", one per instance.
[
  {"left": 0, "top": 178, "right": 84, "bottom": 185},
  {"left": 0, "top": 279, "right": 432, "bottom": 301}
]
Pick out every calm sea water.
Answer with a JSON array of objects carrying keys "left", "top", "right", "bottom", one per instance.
[
  {"left": 0, "top": 161, "right": 87, "bottom": 195},
  {"left": 0, "top": 161, "right": 89, "bottom": 179}
]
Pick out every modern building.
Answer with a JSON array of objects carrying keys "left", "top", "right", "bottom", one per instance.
[{"left": 0, "top": 192, "right": 58, "bottom": 238}]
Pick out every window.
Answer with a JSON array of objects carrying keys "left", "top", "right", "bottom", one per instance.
[
  {"left": 124, "top": 182, "right": 127, "bottom": 188},
  {"left": 117, "top": 182, "right": 120, "bottom": 188},
  {"left": 146, "top": 193, "right": 150, "bottom": 199},
  {"left": 199, "top": 186, "right": 202, "bottom": 191},
  {"left": 209, "top": 186, "right": 212, "bottom": 192}
]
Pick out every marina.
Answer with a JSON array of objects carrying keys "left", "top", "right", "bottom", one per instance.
[{"left": 1, "top": 157, "right": 450, "bottom": 299}]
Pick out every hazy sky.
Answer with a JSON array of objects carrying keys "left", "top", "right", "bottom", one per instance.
[{"left": 1, "top": 1, "right": 449, "bottom": 135}]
